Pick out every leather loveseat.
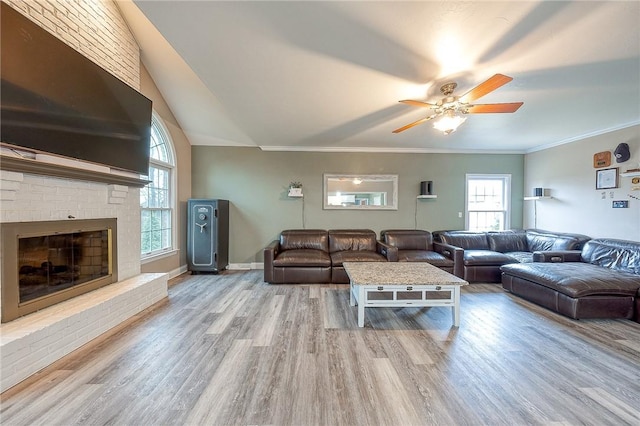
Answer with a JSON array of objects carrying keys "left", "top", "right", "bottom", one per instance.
[
  {"left": 434, "top": 229, "right": 591, "bottom": 283},
  {"left": 501, "top": 238, "right": 640, "bottom": 320},
  {"left": 264, "top": 229, "right": 391, "bottom": 284},
  {"left": 380, "top": 229, "right": 463, "bottom": 277}
]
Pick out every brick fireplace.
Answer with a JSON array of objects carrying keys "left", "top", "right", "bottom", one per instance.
[
  {"left": 0, "top": 169, "right": 169, "bottom": 392},
  {"left": 0, "top": 1, "right": 168, "bottom": 392},
  {"left": 1, "top": 218, "right": 118, "bottom": 323}
]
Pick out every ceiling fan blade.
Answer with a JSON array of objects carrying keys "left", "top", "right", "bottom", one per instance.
[
  {"left": 392, "top": 116, "right": 435, "bottom": 133},
  {"left": 459, "top": 74, "right": 513, "bottom": 103},
  {"left": 466, "top": 102, "right": 523, "bottom": 113},
  {"left": 399, "top": 100, "right": 437, "bottom": 108}
]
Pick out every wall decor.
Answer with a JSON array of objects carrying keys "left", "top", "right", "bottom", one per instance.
[
  {"left": 614, "top": 143, "right": 630, "bottom": 163},
  {"left": 596, "top": 167, "right": 618, "bottom": 190},
  {"left": 593, "top": 151, "right": 611, "bottom": 168},
  {"left": 323, "top": 174, "right": 398, "bottom": 210}
]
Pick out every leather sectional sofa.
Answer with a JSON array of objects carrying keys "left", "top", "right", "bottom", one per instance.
[
  {"left": 501, "top": 238, "right": 640, "bottom": 321},
  {"left": 264, "top": 228, "right": 640, "bottom": 322},
  {"left": 433, "top": 229, "right": 591, "bottom": 282},
  {"left": 264, "top": 229, "right": 391, "bottom": 284}
]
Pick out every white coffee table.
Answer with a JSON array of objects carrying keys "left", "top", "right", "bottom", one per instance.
[{"left": 344, "top": 262, "right": 468, "bottom": 327}]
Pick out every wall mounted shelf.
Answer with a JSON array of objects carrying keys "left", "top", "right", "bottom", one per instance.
[
  {"left": 524, "top": 196, "right": 553, "bottom": 201},
  {"left": 417, "top": 195, "right": 437, "bottom": 199},
  {"left": 620, "top": 171, "right": 640, "bottom": 178}
]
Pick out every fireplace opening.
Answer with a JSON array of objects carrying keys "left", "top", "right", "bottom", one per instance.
[
  {"left": 2, "top": 219, "right": 117, "bottom": 322},
  {"left": 19, "top": 230, "right": 111, "bottom": 303}
]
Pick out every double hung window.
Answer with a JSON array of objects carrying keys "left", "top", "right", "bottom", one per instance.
[{"left": 465, "top": 174, "right": 511, "bottom": 231}]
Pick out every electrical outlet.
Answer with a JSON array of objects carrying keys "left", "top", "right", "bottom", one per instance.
[{"left": 458, "top": 212, "right": 462, "bottom": 218}]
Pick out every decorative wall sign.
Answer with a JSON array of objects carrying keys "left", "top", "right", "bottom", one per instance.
[
  {"left": 596, "top": 167, "right": 618, "bottom": 189},
  {"left": 593, "top": 151, "right": 611, "bottom": 168}
]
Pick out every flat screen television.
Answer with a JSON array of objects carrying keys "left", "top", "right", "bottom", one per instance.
[{"left": 1, "top": 3, "right": 152, "bottom": 175}]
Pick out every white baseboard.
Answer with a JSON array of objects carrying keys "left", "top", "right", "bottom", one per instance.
[
  {"left": 228, "top": 262, "right": 264, "bottom": 270},
  {"left": 169, "top": 264, "right": 189, "bottom": 279}
]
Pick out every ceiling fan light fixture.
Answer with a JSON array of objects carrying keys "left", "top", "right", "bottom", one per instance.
[{"left": 433, "top": 111, "right": 466, "bottom": 135}]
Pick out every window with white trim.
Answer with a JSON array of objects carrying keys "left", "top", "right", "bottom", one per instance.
[
  {"left": 465, "top": 174, "right": 511, "bottom": 231},
  {"left": 140, "top": 113, "right": 176, "bottom": 258}
]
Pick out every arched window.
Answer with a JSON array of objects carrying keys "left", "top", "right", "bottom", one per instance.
[{"left": 140, "top": 113, "right": 176, "bottom": 258}]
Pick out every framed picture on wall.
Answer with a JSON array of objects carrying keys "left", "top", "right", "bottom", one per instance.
[{"left": 596, "top": 167, "right": 618, "bottom": 189}]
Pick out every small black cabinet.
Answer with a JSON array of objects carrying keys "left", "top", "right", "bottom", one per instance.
[{"left": 187, "top": 199, "right": 229, "bottom": 273}]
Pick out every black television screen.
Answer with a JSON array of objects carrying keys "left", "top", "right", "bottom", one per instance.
[{"left": 1, "top": 3, "right": 152, "bottom": 175}]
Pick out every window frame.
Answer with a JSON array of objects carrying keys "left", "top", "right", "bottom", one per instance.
[
  {"left": 140, "top": 112, "right": 177, "bottom": 261},
  {"left": 465, "top": 174, "right": 512, "bottom": 231}
]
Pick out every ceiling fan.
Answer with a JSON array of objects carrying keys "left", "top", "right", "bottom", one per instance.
[{"left": 393, "top": 73, "right": 523, "bottom": 135}]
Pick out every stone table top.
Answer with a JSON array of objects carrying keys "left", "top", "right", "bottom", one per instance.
[{"left": 343, "top": 262, "right": 468, "bottom": 286}]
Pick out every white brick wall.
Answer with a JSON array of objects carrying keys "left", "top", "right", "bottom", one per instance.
[
  {"left": 0, "top": 1, "right": 166, "bottom": 392},
  {"left": 1, "top": 0, "right": 143, "bottom": 279}
]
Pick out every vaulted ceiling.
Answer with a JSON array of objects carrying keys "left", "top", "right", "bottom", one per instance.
[{"left": 119, "top": 1, "right": 640, "bottom": 153}]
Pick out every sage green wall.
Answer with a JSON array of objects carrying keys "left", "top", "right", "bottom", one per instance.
[
  {"left": 524, "top": 125, "right": 639, "bottom": 240},
  {"left": 192, "top": 147, "right": 524, "bottom": 264}
]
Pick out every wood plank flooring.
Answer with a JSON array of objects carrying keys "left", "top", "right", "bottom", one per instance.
[{"left": 1, "top": 270, "right": 639, "bottom": 425}]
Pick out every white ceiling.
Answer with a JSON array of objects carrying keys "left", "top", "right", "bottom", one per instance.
[{"left": 119, "top": 1, "right": 640, "bottom": 154}]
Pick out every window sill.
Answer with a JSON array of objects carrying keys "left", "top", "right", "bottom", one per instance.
[{"left": 141, "top": 249, "right": 180, "bottom": 265}]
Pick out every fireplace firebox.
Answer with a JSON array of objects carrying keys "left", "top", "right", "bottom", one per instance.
[{"left": 1, "top": 219, "right": 117, "bottom": 322}]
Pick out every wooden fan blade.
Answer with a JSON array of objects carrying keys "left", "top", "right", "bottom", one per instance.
[
  {"left": 459, "top": 74, "right": 513, "bottom": 103},
  {"left": 399, "top": 100, "right": 437, "bottom": 108},
  {"left": 392, "top": 116, "right": 434, "bottom": 133},
  {"left": 466, "top": 102, "right": 523, "bottom": 113}
]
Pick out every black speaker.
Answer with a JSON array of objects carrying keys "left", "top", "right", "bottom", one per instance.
[{"left": 420, "top": 181, "right": 433, "bottom": 196}]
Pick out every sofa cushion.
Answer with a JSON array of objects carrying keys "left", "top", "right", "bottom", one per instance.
[
  {"left": 526, "top": 232, "right": 577, "bottom": 251},
  {"left": 463, "top": 250, "right": 515, "bottom": 266},
  {"left": 330, "top": 251, "right": 386, "bottom": 267},
  {"left": 528, "top": 229, "right": 592, "bottom": 250},
  {"left": 398, "top": 250, "right": 454, "bottom": 267},
  {"left": 280, "top": 229, "right": 328, "bottom": 252},
  {"left": 273, "top": 249, "right": 331, "bottom": 267},
  {"left": 439, "top": 232, "right": 489, "bottom": 250},
  {"left": 504, "top": 251, "right": 534, "bottom": 263},
  {"left": 381, "top": 230, "right": 433, "bottom": 251},
  {"left": 501, "top": 263, "right": 640, "bottom": 298},
  {"left": 581, "top": 239, "right": 640, "bottom": 274},
  {"left": 487, "top": 232, "right": 527, "bottom": 253},
  {"left": 328, "top": 229, "right": 377, "bottom": 253}
]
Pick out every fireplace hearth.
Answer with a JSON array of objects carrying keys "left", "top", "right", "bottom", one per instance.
[{"left": 1, "top": 218, "right": 117, "bottom": 322}]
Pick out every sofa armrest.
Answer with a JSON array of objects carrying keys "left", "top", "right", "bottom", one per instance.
[
  {"left": 533, "top": 250, "right": 582, "bottom": 263},
  {"left": 263, "top": 240, "right": 280, "bottom": 282},
  {"left": 377, "top": 241, "right": 398, "bottom": 261},
  {"left": 434, "top": 241, "right": 464, "bottom": 278}
]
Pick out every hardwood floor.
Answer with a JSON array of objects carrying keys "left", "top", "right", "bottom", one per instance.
[{"left": 1, "top": 270, "right": 639, "bottom": 425}]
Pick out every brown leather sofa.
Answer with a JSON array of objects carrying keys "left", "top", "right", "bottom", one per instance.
[
  {"left": 380, "top": 229, "right": 463, "bottom": 277},
  {"left": 501, "top": 238, "right": 640, "bottom": 320},
  {"left": 434, "top": 229, "right": 591, "bottom": 283},
  {"left": 264, "top": 229, "right": 331, "bottom": 284},
  {"left": 264, "top": 229, "right": 391, "bottom": 284}
]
